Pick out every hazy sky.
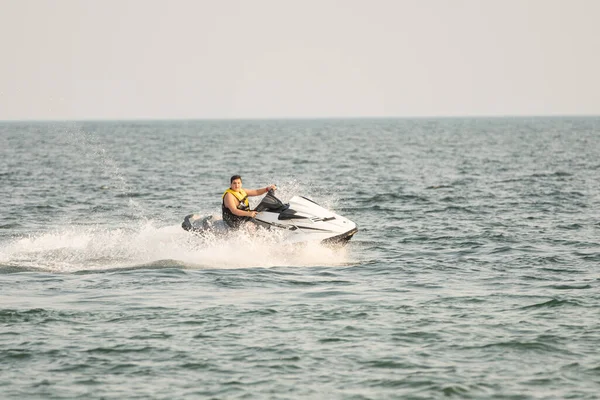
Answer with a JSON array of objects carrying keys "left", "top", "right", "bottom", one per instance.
[{"left": 1, "top": 0, "right": 599, "bottom": 120}]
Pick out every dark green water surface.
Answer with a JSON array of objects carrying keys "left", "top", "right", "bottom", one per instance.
[{"left": 1, "top": 118, "right": 599, "bottom": 399}]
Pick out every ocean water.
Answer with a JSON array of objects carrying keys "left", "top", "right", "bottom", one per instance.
[{"left": 1, "top": 117, "right": 599, "bottom": 399}]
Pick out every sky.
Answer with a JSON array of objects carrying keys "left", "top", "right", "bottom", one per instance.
[{"left": 1, "top": 0, "right": 599, "bottom": 120}]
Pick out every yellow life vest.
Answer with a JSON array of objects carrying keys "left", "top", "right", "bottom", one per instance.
[{"left": 222, "top": 188, "right": 249, "bottom": 209}]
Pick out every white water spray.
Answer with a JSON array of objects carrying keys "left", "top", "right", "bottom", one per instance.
[{"left": 0, "top": 221, "right": 353, "bottom": 273}]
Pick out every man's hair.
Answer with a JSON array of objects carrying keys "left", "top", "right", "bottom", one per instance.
[{"left": 230, "top": 175, "right": 242, "bottom": 183}]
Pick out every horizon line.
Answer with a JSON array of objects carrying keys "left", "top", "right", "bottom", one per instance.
[{"left": 1, "top": 114, "right": 599, "bottom": 123}]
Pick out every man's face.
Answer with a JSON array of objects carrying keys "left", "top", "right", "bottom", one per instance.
[{"left": 231, "top": 178, "right": 242, "bottom": 191}]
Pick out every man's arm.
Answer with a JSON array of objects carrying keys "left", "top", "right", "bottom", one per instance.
[{"left": 246, "top": 185, "right": 276, "bottom": 196}]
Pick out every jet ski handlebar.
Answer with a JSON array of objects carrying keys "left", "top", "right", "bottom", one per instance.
[{"left": 254, "top": 188, "right": 288, "bottom": 213}]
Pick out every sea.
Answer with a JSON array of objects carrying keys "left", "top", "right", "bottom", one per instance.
[{"left": 1, "top": 117, "right": 599, "bottom": 399}]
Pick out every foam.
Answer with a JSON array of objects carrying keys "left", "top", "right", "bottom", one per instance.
[{"left": 0, "top": 220, "right": 353, "bottom": 273}]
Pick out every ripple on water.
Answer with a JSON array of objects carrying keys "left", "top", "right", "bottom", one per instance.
[{"left": 519, "top": 298, "right": 585, "bottom": 309}]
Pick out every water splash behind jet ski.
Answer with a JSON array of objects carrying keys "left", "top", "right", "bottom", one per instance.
[{"left": 182, "top": 189, "right": 357, "bottom": 246}]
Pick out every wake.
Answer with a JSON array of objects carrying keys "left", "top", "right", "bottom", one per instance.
[{"left": 0, "top": 221, "right": 353, "bottom": 273}]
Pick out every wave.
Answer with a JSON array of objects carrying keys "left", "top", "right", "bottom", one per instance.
[
  {"left": 477, "top": 340, "right": 568, "bottom": 354},
  {"left": 520, "top": 298, "right": 583, "bottom": 309}
]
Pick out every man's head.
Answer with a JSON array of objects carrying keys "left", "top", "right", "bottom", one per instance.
[{"left": 230, "top": 175, "right": 242, "bottom": 191}]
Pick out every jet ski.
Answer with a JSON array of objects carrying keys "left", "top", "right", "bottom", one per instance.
[{"left": 182, "top": 189, "right": 357, "bottom": 245}]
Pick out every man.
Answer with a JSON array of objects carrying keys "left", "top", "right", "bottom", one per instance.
[{"left": 222, "top": 175, "right": 277, "bottom": 229}]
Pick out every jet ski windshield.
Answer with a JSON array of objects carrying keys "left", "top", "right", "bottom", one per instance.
[{"left": 255, "top": 189, "right": 289, "bottom": 213}]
